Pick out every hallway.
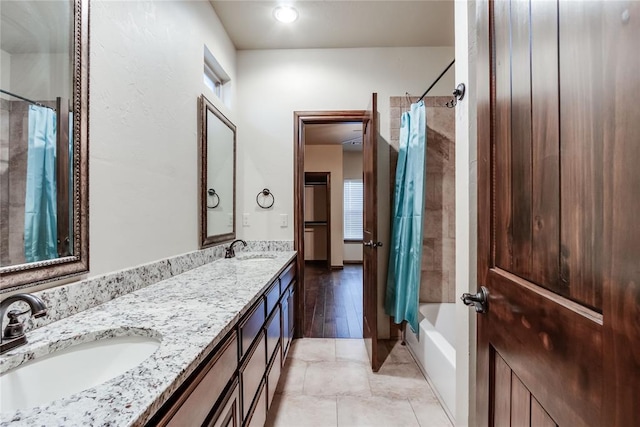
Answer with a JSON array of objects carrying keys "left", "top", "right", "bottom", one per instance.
[
  {"left": 304, "top": 264, "right": 363, "bottom": 338},
  {"left": 266, "top": 338, "right": 452, "bottom": 427}
]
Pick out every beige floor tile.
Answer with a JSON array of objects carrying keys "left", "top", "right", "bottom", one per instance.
[
  {"left": 276, "top": 359, "right": 308, "bottom": 395},
  {"left": 289, "top": 338, "right": 336, "bottom": 362},
  {"left": 337, "top": 396, "right": 420, "bottom": 427},
  {"left": 336, "top": 339, "right": 369, "bottom": 364},
  {"left": 384, "top": 341, "right": 417, "bottom": 365},
  {"left": 368, "top": 361, "right": 437, "bottom": 401},
  {"left": 304, "top": 361, "right": 372, "bottom": 397},
  {"left": 266, "top": 395, "right": 337, "bottom": 427},
  {"left": 409, "top": 399, "right": 453, "bottom": 427}
]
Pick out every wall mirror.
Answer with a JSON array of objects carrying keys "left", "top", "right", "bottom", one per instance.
[
  {"left": 0, "top": 0, "right": 89, "bottom": 291},
  {"left": 199, "top": 95, "right": 236, "bottom": 248}
]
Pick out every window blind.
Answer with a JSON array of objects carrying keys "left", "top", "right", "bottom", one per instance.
[{"left": 344, "top": 179, "right": 363, "bottom": 240}]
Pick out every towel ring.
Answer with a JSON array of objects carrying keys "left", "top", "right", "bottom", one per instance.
[
  {"left": 207, "top": 188, "right": 220, "bottom": 209},
  {"left": 256, "top": 188, "right": 275, "bottom": 209}
]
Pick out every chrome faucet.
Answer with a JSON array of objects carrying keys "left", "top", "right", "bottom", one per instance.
[
  {"left": 225, "top": 239, "right": 247, "bottom": 258},
  {"left": 0, "top": 293, "right": 47, "bottom": 355}
]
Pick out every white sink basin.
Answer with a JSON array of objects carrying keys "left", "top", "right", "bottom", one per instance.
[{"left": 0, "top": 334, "right": 161, "bottom": 413}]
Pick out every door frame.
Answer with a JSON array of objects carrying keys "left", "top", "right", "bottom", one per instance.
[{"left": 293, "top": 110, "right": 366, "bottom": 338}]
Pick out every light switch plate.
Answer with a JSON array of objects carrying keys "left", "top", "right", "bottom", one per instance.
[
  {"left": 243, "top": 213, "right": 250, "bottom": 226},
  {"left": 280, "top": 214, "right": 288, "bottom": 227}
]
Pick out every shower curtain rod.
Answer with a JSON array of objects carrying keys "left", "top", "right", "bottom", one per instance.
[
  {"left": 0, "top": 89, "right": 54, "bottom": 110},
  {"left": 417, "top": 59, "right": 455, "bottom": 102}
]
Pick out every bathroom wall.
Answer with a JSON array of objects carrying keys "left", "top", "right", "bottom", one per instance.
[
  {"left": 236, "top": 46, "right": 454, "bottom": 338},
  {"left": 235, "top": 47, "right": 454, "bottom": 242},
  {"left": 88, "top": 0, "right": 236, "bottom": 276},
  {"left": 390, "top": 96, "right": 456, "bottom": 303}
]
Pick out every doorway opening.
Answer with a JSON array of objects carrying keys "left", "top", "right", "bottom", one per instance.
[{"left": 294, "top": 111, "right": 366, "bottom": 339}]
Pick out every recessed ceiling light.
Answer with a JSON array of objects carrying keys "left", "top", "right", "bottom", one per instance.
[{"left": 273, "top": 5, "right": 298, "bottom": 23}]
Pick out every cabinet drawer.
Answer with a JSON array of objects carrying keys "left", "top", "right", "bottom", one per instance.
[
  {"left": 166, "top": 333, "right": 238, "bottom": 427},
  {"left": 265, "top": 280, "right": 280, "bottom": 316},
  {"left": 267, "top": 344, "right": 282, "bottom": 411},
  {"left": 241, "top": 332, "right": 266, "bottom": 420},
  {"left": 266, "top": 307, "right": 281, "bottom": 364},
  {"left": 239, "top": 299, "right": 266, "bottom": 358},
  {"left": 247, "top": 382, "right": 267, "bottom": 427},
  {"left": 279, "top": 262, "right": 296, "bottom": 292}
]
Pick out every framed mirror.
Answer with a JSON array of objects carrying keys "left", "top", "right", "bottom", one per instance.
[
  {"left": 0, "top": 0, "right": 89, "bottom": 291},
  {"left": 198, "top": 95, "right": 236, "bottom": 248}
]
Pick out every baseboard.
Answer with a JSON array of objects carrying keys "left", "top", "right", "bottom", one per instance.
[
  {"left": 343, "top": 260, "right": 363, "bottom": 265},
  {"left": 330, "top": 265, "right": 344, "bottom": 270}
]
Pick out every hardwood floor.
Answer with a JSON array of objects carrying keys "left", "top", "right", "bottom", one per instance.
[{"left": 304, "top": 263, "right": 363, "bottom": 338}]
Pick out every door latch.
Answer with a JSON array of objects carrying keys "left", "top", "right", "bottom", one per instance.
[
  {"left": 363, "top": 240, "right": 383, "bottom": 248},
  {"left": 461, "top": 286, "right": 489, "bottom": 313}
]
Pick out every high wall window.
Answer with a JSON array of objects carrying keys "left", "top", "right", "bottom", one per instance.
[
  {"left": 204, "top": 45, "right": 230, "bottom": 106},
  {"left": 344, "top": 179, "right": 363, "bottom": 241}
]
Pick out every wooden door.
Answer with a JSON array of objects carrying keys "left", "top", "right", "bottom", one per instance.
[
  {"left": 476, "top": 1, "right": 640, "bottom": 426},
  {"left": 363, "top": 93, "right": 382, "bottom": 372}
]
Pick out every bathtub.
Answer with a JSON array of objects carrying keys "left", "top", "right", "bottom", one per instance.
[{"left": 406, "top": 303, "right": 456, "bottom": 420}]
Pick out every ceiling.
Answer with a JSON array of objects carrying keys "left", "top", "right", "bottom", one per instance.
[
  {"left": 209, "top": 1, "right": 455, "bottom": 50},
  {"left": 305, "top": 122, "right": 363, "bottom": 152},
  {"left": 1, "top": 1, "right": 71, "bottom": 54}
]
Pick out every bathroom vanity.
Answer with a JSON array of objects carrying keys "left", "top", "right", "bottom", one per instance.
[
  {"left": 0, "top": 251, "right": 296, "bottom": 427},
  {"left": 148, "top": 257, "right": 296, "bottom": 427}
]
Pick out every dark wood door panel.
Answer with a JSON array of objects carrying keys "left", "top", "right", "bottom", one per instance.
[
  {"left": 493, "top": 0, "right": 514, "bottom": 273},
  {"left": 530, "top": 0, "right": 560, "bottom": 289},
  {"left": 492, "top": 349, "right": 559, "bottom": 427},
  {"left": 486, "top": 268, "right": 603, "bottom": 427},
  {"left": 558, "top": 0, "right": 605, "bottom": 312},
  {"left": 601, "top": 1, "right": 640, "bottom": 424},
  {"left": 509, "top": 0, "right": 534, "bottom": 279}
]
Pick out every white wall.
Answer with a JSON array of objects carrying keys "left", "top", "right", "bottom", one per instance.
[
  {"left": 9, "top": 53, "right": 71, "bottom": 101},
  {"left": 1, "top": 50, "right": 10, "bottom": 92},
  {"left": 89, "top": 0, "right": 236, "bottom": 276},
  {"left": 236, "top": 46, "right": 454, "bottom": 242},
  {"left": 455, "top": 0, "right": 478, "bottom": 425}
]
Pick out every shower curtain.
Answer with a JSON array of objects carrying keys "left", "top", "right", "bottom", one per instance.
[
  {"left": 24, "top": 105, "right": 58, "bottom": 262},
  {"left": 384, "top": 101, "right": 426, "bottom": 333}
]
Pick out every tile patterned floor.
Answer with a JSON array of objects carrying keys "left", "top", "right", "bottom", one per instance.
[{"left": 266, "top": 338, "right": 453, "bottom": 427}]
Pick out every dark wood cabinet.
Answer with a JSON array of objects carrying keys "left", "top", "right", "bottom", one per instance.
[
  {"left": 148, "top": 257, "right": 297, "bottom": 427},
  {"left": 208, "top": 380, "right": 240, "bottom": 427}
]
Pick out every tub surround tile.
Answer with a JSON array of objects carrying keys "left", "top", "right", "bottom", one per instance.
[
  {"left": 0, "top": 250, "right": 296, "bottom": 426},
  {"left": 19, "top": 240, "right": 293, "bottom": 333}
]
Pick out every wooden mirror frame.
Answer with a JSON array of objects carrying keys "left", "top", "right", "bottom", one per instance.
[
  {"left": 198, "top": 95, "right": 236, "bottom": 248},
  {"left": 0, "top": 0, "right": 90, "bottom": 291}
]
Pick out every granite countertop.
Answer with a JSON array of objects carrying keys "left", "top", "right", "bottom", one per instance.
[{"left": 0, "top": 251, "right": 296, "bottom": 426}]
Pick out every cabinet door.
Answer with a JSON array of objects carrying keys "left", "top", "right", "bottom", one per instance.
[
  {"left": 164, "top": 333, "right": 238, "bottom": 427},
  {"left": 207, "top": 381, "right": 240, "bottom": 427}
]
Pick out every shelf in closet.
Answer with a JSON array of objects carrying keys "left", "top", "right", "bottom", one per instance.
[{"left": 304, "top": 221, "right": 327, "bottom": 226}]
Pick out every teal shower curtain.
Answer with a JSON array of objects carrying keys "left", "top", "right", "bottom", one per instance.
[
  {"left": 24, "top": 105, "right": 58, "bottom": 262},
  {"left": 384, "top": 101, "right": 427, "bottom": 333}
]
